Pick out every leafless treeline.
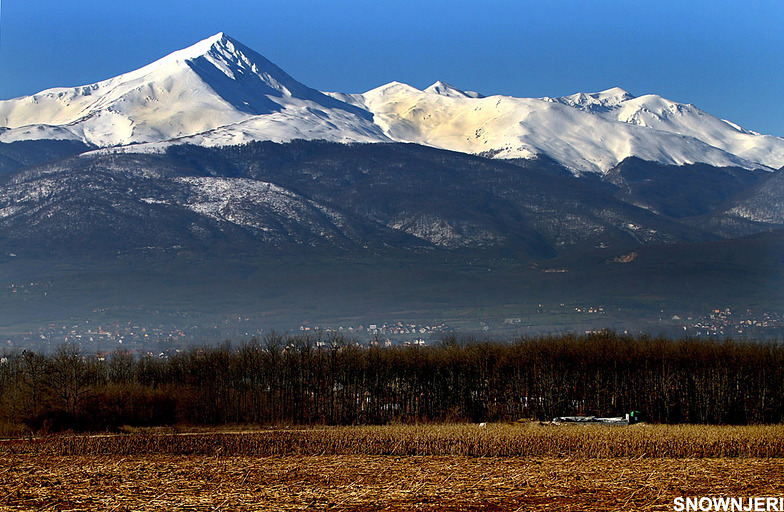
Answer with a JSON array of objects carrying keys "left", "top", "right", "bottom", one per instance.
[{"left": 1, "top": 332, "right": 782, "bottom": 431}]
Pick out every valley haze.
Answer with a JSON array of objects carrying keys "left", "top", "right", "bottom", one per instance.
[{"left": 1, "top": 33, "right": 783, "bottom": 350}]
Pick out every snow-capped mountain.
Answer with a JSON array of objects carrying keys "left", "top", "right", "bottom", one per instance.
[
  {"left": 0, "top": 33, "right": 387, "bottom": 148},
  {"left": 2, "top": 33, "right": 784, "bottom": 174}
]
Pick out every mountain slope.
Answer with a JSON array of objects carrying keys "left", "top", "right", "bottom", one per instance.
[
  {"left": 604, "top": 157, "right": 768, "bottom": 218},
  {"left": 689, "top": 168, "right": 784, "bottom": 238},
  {"left": 0, "top": 140, "right": 93, "bottom": 175},
  {"left": 0, "top": 141, "right": 726, "bottom": 262},
  {"left": 0, "top": 149, "right": 432, "bottom": 257}
]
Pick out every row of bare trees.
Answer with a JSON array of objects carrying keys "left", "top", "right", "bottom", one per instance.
[{"left": 1, "top": 332, "right": 783, "bottom": 431}]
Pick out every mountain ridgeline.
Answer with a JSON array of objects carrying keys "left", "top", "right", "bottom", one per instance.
[
  {"left": 3, "top": 33, "right": 784, "bottom": 174},
  {"left": 1, "top": 32, "right": 783, "bottom": 334}
]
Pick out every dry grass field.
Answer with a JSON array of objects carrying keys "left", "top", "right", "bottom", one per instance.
[{"left": 1, "top": 424, "right": 783, "bottom": 511}]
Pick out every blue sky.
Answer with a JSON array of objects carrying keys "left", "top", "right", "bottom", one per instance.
[{"left": 1, "top": 0, "right": 782, "bottom": 136}]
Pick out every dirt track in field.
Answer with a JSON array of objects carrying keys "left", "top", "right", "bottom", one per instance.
[{"left": 1, "top": 454, "right": 783, "bottom": 511}]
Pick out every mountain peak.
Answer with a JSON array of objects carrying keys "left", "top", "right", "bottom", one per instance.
[
  {"left": 597, "top": 87, "right": 635, "bottom": 101},
  {"left": 210, "top": 31, "right": 229, "bottom": 42},
  {"left": 0, "top": 31, "right": 379, "bottom": 146},
  {"left": 163, "top": 32, "right": 238, "bottom": 62},
  {"left": 548, "top": 87, "right": 637, "bottom": 117},
  {"left": 558, "top": 87, "right": 635, "bottom": 107},
  {"left": 424, "top": 81, "right": 471, "bottom": 98},
  {"left": 154, "top": 32, "right": 300, "bottom": 93},
  {"left": 365, "top": 81, "right": 423, "bottom": 98},
  {"left": 152, "top": 33, "right": 371, "bottom": 115}
]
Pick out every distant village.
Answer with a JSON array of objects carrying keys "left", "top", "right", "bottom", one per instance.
[
  {"left": 298, "top": 321, "right": 454, "bottom": 347},
  {"left": 2, "top": 314, "right": 457, "bottom": 354},
  {"left": 678, "top": 308, "right": 784, "bottom": 338},
  {"left": 1, "top": 282, "right": 782, "bottom": 354},
  {"left": 562, "top": 304, "right": 784, "bottom": 339}
]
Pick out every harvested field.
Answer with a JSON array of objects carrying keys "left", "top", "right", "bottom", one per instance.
[
  {"left": 1, "top": 454, "right": 783, "bottom": 511},
  {"left": 6, "top": 423, "right": 784, "bottom": 458},
  {"left": 1, "top": 425, "right": 783, "bottom": 511}
]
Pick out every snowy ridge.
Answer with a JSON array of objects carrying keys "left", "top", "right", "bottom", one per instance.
[
  {"left": 356, "top": 83, "right": 766, "bottom": 174},
  {"left": 548, "top": 89, "right": 784, "bottom": 171},
  {"left": 2, "top": 33, "right": 784, "bottom": 174}
]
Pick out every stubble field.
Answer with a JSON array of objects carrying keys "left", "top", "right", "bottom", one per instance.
[{"left": 1, "top": 424, "right": 783, "bottom": 511}]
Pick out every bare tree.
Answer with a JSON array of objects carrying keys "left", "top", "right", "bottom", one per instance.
[{"left": 47, "top": 344, "right": 93, "bottom": 416}]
